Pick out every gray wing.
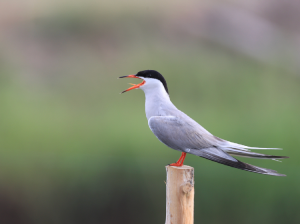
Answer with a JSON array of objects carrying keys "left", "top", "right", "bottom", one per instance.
[
  {"left": 189, "top": 147, "right": 286, "bottom": 176},
  {"left": 148, "top": 115, "right": 215, "bottom": 150},
  {"left": 148, "top": 116, "right": 286, "bottom": 176}
]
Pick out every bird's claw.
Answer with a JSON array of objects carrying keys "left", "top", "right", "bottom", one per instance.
[{"left": 169, "top": 162, "right": 183, "bottom": 167}]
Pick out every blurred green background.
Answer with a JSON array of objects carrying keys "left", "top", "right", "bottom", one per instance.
[{"left": 0, "top": 0, "right": 299, "bottom": 223}]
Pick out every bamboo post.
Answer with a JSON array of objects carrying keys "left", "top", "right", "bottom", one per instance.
[{"left": 165, "top": 165, "right": 194, "bottom": 224}]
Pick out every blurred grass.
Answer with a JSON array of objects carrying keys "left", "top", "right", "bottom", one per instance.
[{"left": 0, "top": 5, "right": 300, "bottom": 224}]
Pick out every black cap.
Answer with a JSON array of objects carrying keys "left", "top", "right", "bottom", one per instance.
[{"left": 136, "top": 70, "right": 169, "bottom": 94}]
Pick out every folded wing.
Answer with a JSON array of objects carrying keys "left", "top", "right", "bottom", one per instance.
[{"left": 148, "top": 115, "right": 286, "bottom": 176}]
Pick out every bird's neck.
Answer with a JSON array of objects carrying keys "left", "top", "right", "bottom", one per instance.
[{"left": 143, "top": 87, "right": 176, "bottom": 120}]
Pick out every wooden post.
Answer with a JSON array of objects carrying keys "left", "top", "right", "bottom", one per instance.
[{"left": 165, "top": 165, "right": 194, "bottom": 224}]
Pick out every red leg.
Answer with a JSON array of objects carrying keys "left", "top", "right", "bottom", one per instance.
[{"left": 169, "top": 152, "right": 187, "bottom": 166}]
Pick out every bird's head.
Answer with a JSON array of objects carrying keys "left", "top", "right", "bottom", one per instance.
[{"left": 119, "top": 70, "right": 169, "bottom": 94}]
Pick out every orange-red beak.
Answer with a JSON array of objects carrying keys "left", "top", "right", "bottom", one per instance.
[{"left": 119, "top": 75, "right": 146, "bottom": 93}]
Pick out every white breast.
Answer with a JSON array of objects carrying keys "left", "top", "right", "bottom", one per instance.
[{"left": 139, "top": 78, "right": 175, "bottom": 120}]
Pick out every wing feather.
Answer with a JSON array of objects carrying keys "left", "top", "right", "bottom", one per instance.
[
  {"left": 148, "top": 116, "right": 214, "bottom": 150},
  {"left": 189, "top": 148, "right": 286, "bottom": 176}
]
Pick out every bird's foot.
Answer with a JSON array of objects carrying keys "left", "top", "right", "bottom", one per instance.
[
  {"left": 168, "top": 152, "right": 187, "bottom": 167},
  {"left": 169, "top": 162, "right": 183, "bottom": 167}
]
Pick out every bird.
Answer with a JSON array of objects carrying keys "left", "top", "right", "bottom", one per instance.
[{"left": 119, "top": 70, "right": 288, "bottom": 176}]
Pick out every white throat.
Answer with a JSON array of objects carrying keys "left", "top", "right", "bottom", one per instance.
[{"left": 139, "top": 78, "right": 176, "bottom": 120}]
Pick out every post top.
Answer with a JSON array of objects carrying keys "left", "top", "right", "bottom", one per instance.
[{"left": 165, "top": 165, "right": 194, "bottom": 170}]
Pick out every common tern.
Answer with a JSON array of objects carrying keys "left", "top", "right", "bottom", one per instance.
[{"left": 120, "top": 70, "right": 288, "bottom": 176}]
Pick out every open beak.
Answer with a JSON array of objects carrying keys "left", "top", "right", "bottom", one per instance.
[{"left": 119, "top": 75, "right": 146, "bottom": 93}]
